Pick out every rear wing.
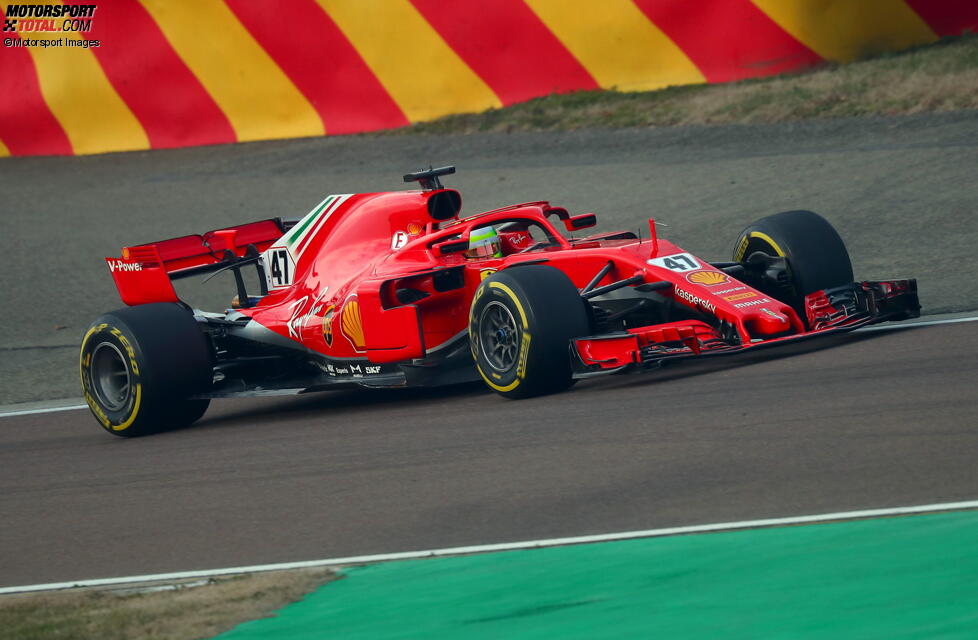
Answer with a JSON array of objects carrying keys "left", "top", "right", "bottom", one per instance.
[{"left": 105, "top": 219, "right": 288, "bottom": 306}]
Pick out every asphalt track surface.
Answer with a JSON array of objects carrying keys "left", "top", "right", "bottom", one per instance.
[
  {"left": 2, "top": 321, "right": 977, "bottom": 588},
  {"left": 1, "top": 113, "right": 977, "bottom": 588}
]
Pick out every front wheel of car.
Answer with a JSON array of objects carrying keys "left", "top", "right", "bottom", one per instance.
[
  {"left": 733, "top": 210, "right": 853, "bottom": 323},
  {"left": 469, "top": 265, "right": 591, "bottom": 399},
  {"left": 80, "top": 303, "right": 212, "bottom": 437}
]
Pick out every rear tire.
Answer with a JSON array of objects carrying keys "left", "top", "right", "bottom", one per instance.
[
  {"left": 469, "top": 265, "right": 590, "bottom": 399},
  {"left": 733, "top": 210, "right": 853, "bottom": 321},
  {"left": 80, "top": 303, "right": 212, "bottom": 437}
]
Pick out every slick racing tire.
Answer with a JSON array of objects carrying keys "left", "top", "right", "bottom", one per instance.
[
  {"left": 469, "top": 265, "right": 591, "bottom": 399},
  {"left": 733, "top": 210, "right": 853, "bottom": 322},
  {"left": 80, "top": 303, "right": 212, "bottom": 437}
]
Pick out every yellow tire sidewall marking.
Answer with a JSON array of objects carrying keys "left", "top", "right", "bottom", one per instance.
[
  {"left": 487, "top": 282, "right": 528, "bottom": 328},
  {"left": 516, "top": 331, "right": 531, "bottom": 379},
  {"left": 734, "top": 236, "right": 750, "bottom": 261},
  {"left": 748, "top": 231, "right": 786, "bottom": 257},
  {"left": 474, "top": 280, "right": 531, "bottom": 393},
  {"left": 79, "top": 322, "right": 143, "bottom": 432}
]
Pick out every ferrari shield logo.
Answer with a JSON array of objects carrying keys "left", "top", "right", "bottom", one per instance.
[{"left": 322, "top": 306, "right": 335, "bottom": 346}]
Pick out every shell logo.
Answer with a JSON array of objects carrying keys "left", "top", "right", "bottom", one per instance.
[
  {"left": 686, "top": 270, "right": 729, "bottom": 286},
  {"left": 341, "top": 298, "right": 366, "bottom": 350},
  {"left": 407, "top": 222, "right": 423, "bottom": 236},
  {"left": 321, "top": 306, "right": 335, "bottom": 346}
]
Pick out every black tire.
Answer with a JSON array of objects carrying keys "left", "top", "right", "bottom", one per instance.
[
  {"left": 468, "top": 265, "right": 591, "bottom": 399},
  {"left": 733, "top": 210, "right": 853, "bottom": 320},
  {"left": 79, "top": 303, "right": 212, "bottom": 437}
]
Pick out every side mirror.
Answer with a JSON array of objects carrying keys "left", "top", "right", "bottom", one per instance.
[
  {"left": 564, "top": 213, "right": 596, "bottom": 231},
  {"left": 432, "top": 237, "right": 469, "bottom": 255}
]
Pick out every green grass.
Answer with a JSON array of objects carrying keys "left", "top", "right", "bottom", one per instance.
[{"left": 389, "top": 34, "right": 978, "bottom": 135}]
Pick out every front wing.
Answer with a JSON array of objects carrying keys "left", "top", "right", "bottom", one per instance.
[{"left": 570, "top": 279, "right": 920, "bottom": 378}]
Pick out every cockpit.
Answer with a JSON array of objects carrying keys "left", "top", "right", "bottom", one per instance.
[{"left": 462, "top": 218, "right": 563, "bottom": 260}]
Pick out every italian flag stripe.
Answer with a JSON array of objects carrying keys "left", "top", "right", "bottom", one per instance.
[
  {"left": 294, "top": 194, "right": 350, "bottom": 258},
  {"left": 285, "top": 195, "right": 336, "bottom": 247}
]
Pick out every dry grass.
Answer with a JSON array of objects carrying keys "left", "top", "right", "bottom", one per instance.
[
  {"left": 392, "top": 34, "right": 978, "bottom": 135},
  {"left": 0, "top": 569, "right": 336, "bottom": 640}
]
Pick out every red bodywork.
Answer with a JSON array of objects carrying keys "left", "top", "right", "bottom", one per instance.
[{"left": 105, "top": 186, "right": 919, "bottom": 386}]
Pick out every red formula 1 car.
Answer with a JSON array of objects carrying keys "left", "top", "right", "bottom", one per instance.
[{"left": 80, "top": 166, "right": 920, "bottom": 436}]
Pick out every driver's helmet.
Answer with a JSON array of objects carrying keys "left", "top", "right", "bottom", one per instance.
[{"left": 464, "top": 226, "right": 503, "bottom": 259}]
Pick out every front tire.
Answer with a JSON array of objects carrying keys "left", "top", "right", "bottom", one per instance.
[
  {"left": 469, "top": 265, "right": 590, "bottom": 399},
  {"left": 733, "top": 210, "right": 853, "bottom": 321},
  {"left": 80, "top": 303, "right": 212, "bottom": 437}
]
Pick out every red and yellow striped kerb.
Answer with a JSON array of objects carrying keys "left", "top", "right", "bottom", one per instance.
[{"left": 1, "top": 0, "right": 975, "bottom": 157}]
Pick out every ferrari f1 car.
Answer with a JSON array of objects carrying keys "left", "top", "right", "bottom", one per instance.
[{"left": 81, "top": 166, "right": 920, "bottom": 436}]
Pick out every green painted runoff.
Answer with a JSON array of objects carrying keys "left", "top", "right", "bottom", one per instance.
[{"left": 217, "top": 511, "right": 978, "bottom": 639}]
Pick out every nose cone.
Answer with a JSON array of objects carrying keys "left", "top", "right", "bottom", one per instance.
[{"left": 746, "top": 309, "right": 791, "bottom": 336}]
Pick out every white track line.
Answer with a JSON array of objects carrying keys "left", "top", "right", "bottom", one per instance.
[
  {"left": 0, "top": 404, "right": 87, "bottom": 418},
  {"left": 856, "top": 315, "right": 978, "bottom": 333},
  {"left": 1, "top": 314, "right": 975, "bottom": 420},
  {"left": 3, "top": 499, "right": 976, "bottom": 595}
]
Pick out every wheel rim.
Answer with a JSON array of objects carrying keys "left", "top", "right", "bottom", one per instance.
[
  {"left": 479, "top": 301, "right": 520, "bottom": 372},
  {"left": 91, "top": 342, "right": 131, "bottom": 411}
]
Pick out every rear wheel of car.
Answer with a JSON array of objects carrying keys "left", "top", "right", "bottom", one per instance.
[
  {"left": 469, "top": 265, "right": 591, "bottom": 399},
  {"left": 80, "top": 303, "right": 212, "bottom": 437},
  {"left": 733, "top": 210, "right": 853, "bottom": 322}
]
